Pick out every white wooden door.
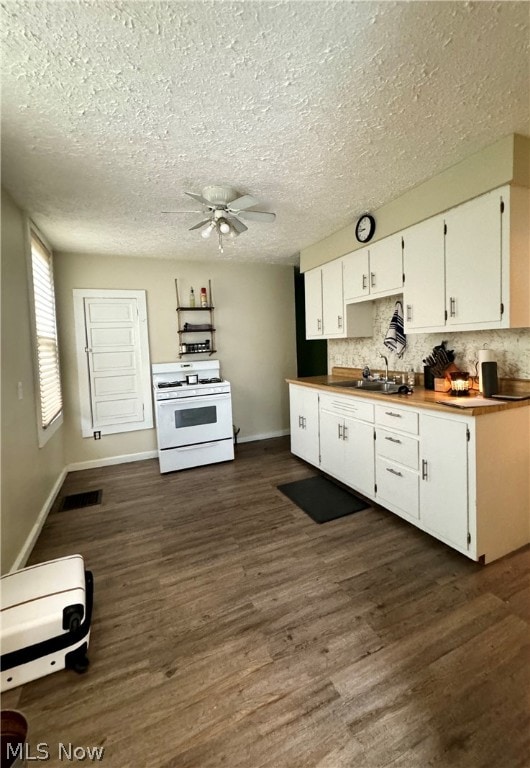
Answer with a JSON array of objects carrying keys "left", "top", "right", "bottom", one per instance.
[
  {"left": 420, "top": 413, "right": 469, "bottom": 551},
  {"left": 342, "top": 415, "right": 375, "bottom": 497},
  {"left": 74, "top": 290, "right": 153, "bottom": 437},
  {"left": 402, "top": 215, "right": 446, "bottom": 331},
  {"left": 289, "top": 385, "right": 319, "bottom": 466},
  {"left": 445, "top": 189, "right": 503, "bottom": 326},
  {"left": 343, "top": 248, "right": 370, "bottom": 301},
  {"left": 319, "top": 407, "right": 344, "bottom": 480},
  {"left": 304, "top": 268, "right": 323, "bottom": 338},
  {"left": 368, "top": 234, "right": 403, "bottom": 296},
  {"left": 322, "top": 259, "right": 344, "bottom": 337}
]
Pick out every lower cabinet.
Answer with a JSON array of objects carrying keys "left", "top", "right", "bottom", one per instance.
[
  {"left": 289, "top": 384, "right": 320, "bottom": 466},
  {"left": 288, "top": 384, "right": 530, "bottom": 563},
  {"left": 319, "top": 393, "right": 374, "bottom": 497}
]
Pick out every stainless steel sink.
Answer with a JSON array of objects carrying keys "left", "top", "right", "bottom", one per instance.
[{"left": 329, "top": 380, "right": 400, "bottom": 394}]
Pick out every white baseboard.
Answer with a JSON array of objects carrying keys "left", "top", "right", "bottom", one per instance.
[
  {"left": 11, "top": 467, "right": 68, "bottom": 573},
  {"left": 238, "top": 429, "right": 290, "bottom": 444},
  {"left": 67, "top": 450, "right": 158, "bottom": 472}
]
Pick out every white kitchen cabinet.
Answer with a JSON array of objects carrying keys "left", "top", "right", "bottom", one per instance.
[
  {"left": 403, "top": 184, "right": 529, "bottom": 333},
  {"left": 289, "top": 384, "right": 320, "bottom": 466},
  {"left": 343, "top": 234, "right": 403, "bottom": 302},
  {"left": 419, "top": 413, "right": 469, "bottom": 552},
  {"left": 304, "top": 260, "right": 343, "bottom": 339},
  {"left": 445, "top": 187, "right": 503, "bottom": 328},
  {"left": 402, "top": 214, "right": 446, "bottom": 331},
  {"left": 319, "top": 392, "right": 374, "bottom": 496},
  {"left": 305, "top": 259, "right": 373, "bottom": 340}
]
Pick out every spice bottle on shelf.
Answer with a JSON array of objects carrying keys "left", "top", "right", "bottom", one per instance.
[
  {"left": 189, "top": 287, "right": 195, "bottom": 307},
  {"left": 200, "top": 287, "right": 208, "bottom": 307}
]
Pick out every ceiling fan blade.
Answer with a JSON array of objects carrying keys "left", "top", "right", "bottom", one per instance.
[
  {"left": 227, "top": 194, "right": 259, "bottom": 212},
  {"left": 188, "top": 219, "right": 211, "bottom": 231},
  {"left": 238, "top": 210, "right": 276, "bottom": 223},
  {"left": 185, "top": 191, "right": 212, "bottom": 206},
  {"left": 228, "top": 216, "right": 248, "bottom": 234}
]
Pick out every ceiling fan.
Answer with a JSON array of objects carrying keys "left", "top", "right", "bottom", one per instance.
[{"left": 162, "top": 185, "right": 276, "bottom": 252}]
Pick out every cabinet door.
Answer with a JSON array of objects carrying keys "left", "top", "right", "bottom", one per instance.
[
  {"left": 402, "top": 215, "right": 446, "bottom": 331},
  {"left": 343, "top": 248, "right": 370, "bottom": 301},
  {"left": 304, "top": 268, "right": 323, "bottom": 338},
  {"left": 322, "top": 259, "right": 345, "bottom": 337},
  {"left": 289, "top": 385, "right": 320, "bottom": 466},
  {"left": 419, "top": 414, "right": 469, "bottom": 551},
  {"left": 445, "top": 189, "right": 502, "bottom": 326},
  {"left": 319, "top": 407, "right": 344, "bottom": 479},
  {"left": 368, "top": 234, "right": 403, "bottom": 296},
  {"left": 342, "top": 415, "right": 375, "bottom": 497}
]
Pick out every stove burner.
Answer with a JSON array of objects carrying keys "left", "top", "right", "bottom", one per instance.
[
  {"left": 199, "top": 377, "right": 222, "bottom": 384},
  {"left": 158, "top": 380, "right": 183, "bottom": 388}
]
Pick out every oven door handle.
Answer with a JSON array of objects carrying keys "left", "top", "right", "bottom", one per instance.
[
  {"left": 157, "top": 393, "right": 231, "bottom": 406},
  {"left": 173, "top": 441, "right": 228, "bottom": 451}
]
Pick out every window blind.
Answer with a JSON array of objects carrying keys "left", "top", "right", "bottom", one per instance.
[{"left": 30, "top": 232, "right": 63, "bottom": 428}]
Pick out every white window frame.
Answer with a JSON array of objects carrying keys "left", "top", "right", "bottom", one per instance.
[
  {"left": 73, "top": 289, "right": 153, "bottom": 437},
  {"left": 26, "top": 221, "right": 63, "bottom": 447}
]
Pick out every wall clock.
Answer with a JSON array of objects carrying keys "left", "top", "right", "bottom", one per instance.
[{"left": 355, "top": 213, "right": 376, "bottom": 243}]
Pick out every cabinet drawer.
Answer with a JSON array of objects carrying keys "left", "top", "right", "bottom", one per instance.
[
  {"left": 375, "top": 404, "right": 418, "bottom": 434},
  {"left": 320, "top": 393, "right": 374, "bottom": 423},
  {"left": 376, "top": 428, "right": 418, "bottom": 470},
  {"left": 376, "top": 457, "right": 419, "bottom": 519}
]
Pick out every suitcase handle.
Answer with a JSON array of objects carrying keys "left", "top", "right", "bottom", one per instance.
[{"left": 1, "top": 570, "right": 94, "bottom": 672}]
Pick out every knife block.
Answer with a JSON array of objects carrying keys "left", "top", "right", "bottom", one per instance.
[{"left": 434, "top": 377, "right": 450, "bottom": 392}]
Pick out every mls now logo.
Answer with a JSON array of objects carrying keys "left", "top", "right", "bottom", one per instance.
[{"left": 6, "top": 742, "right": 105, "bottom": 762}]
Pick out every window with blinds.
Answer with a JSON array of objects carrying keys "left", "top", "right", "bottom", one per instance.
[{"left": 30, "top": 230, "right": 63, "bottom": 430}]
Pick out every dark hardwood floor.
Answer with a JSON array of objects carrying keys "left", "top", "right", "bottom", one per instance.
[{"left": 4, "top": 437, "right": 529, "bottom": 767}]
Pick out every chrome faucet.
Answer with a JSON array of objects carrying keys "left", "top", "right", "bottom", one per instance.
[{"left": 379, "top": 353, "right": 389, "bottom": 382}]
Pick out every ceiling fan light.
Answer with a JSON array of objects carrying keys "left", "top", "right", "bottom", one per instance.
[
  {"left": 201, "top": 222, "right": 215, "bottom": 239},
  {"left": 218, "top": 218, "right": 231, "bottom": 235}
]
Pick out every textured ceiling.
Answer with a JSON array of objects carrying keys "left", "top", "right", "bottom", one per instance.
[{"left": 1, "top": 1, "right": 529, "bottom": 264}]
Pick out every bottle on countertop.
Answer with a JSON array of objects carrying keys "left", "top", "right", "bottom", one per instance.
[
  {"left": 189, "top": 287, "right": 195, "bottom": 307},
  {"left": 200, "top": 287, "right": 208, "bottom": 307},
  {"left": 407, "top": 368, "right": 415, "bottom": 389}
]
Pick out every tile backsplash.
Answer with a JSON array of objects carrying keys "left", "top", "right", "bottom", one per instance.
[{"left": 329, "top": 295, "right": 530, "bottom": 379}]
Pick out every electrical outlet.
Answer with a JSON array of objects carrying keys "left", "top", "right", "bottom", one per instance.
[
  {"left": 93, "top": 431, "right": 101, "bottom": 440},
  {"left": 17, "top": 382, "right": 23, "bottom": 400}
]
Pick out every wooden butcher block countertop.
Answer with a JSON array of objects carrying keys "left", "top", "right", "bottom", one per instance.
[{"left": 287, "top": 367, "right": 530, "bottom": 417}]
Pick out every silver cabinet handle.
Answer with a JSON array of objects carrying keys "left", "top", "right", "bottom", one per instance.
[
  {"left": 386, "top": 467, "right": 403, "bottom": 477},
  {"left": 422, "top": 459, "right": 428, "bottom": 480},
  {"left": 370, "top": 272, "right": 376, "bottom": 288},
  {"left": 384, "top": 411, "right": 402, "bottom": 418},
  {"left": 406, "top": 304, "right": 412, "bottom": 322},
  {"left": 317, "top": 318, "right": 322, "bottom": 330},
  {"left": 302, "top": 416, "right": 307, "bottom": 429},
  {"left": 385, "top": 436, "right": 402, "bottom": 444},
  {"left": 449, "top": 297, "right": 456, "bottom": 318},
  {"left": 298, "top": 415, "right": 303, "bottom": 428},
  {"left": 343, "top": 424, "right": 348, "bottom": 440},
  {"left": 337, "top": 315, "right": 343, "bottom": 329},
  {"left": 362, "top": 274, "right": 368, "bottom": 290},
  {"left": 338, "top": 423, "right": 343, "bottom": 440}
]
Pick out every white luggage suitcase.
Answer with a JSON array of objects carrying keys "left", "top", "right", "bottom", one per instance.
[{"left": 0, "top": 554, "right": 93, "bottom": 692}]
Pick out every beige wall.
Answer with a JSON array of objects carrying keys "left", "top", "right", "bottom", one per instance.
[
  {"left": 301, "top": 133, "right": 527, "bottom": 271},
  {"left": 54, "top": 252, "right": 297, "bottom": 466},
  {"left": 1, "top": 189, "right": 65, "bottom": 574}
]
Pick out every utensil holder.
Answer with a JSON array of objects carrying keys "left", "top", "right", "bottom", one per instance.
[{"left": 423, "top": 366, "right": 435, "bottom": 390}]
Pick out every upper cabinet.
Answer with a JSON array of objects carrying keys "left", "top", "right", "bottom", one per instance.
[
  {"left": 343, "top": 234, "right": 403, "bottom": 302},
  {"left": 305, "top": 259, "right": 373, "bottom": 340},
  {"left": 305, "top": 259, "right": 344, "bottom": 339},
  {"left": 403, "top": 184, "right": 530, "bottom": 333},
  {"left": 402, "top": 214, "right": 446, "bottom": 331}
]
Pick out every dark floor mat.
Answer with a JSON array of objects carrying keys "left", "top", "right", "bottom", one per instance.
[
  {"left": 59, "top": 490, "right": 102, "bottom": 511},
  {"left": 277, "top": 475, "right": 369, "bottom": 523}
]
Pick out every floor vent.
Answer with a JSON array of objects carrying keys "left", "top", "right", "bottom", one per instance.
[{"left": 59, "top": 490, "right": 102, "bottom": 511}]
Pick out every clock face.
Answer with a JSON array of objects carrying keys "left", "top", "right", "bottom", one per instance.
[{"left": 355, "top": 214, "right": 376, "bottom": 243}]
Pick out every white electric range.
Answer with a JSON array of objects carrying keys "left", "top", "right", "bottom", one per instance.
[{"left": 152, "top": 360, "right": 234, "bottom": 473}]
